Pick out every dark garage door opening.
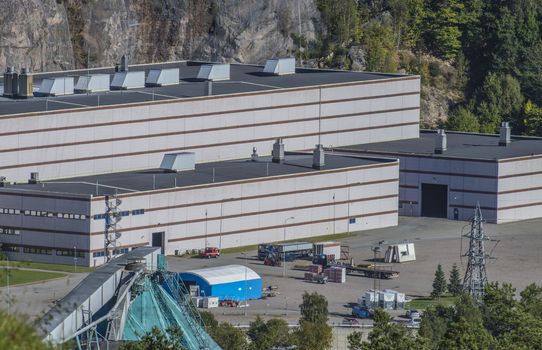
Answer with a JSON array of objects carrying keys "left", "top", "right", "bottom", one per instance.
[
  {"left": 421, "top": 184, "right": 448, "bottom": 218},
  {"left": 152, "top": 231, "right": 165, "bottom": 254}
]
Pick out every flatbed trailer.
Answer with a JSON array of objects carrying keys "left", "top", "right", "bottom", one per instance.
[{"left": 330, "top": 263, "right": 399, "bottom": 279}]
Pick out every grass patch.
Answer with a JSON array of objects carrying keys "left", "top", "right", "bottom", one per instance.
[
  {"left": 0, "top": 260, "right": 94, "bottom": 273},
  {"left": 0, "top": 268, "right": 66, "bottom": 287},
  {"left": 405, "top": 296, "right": 457, "bottom": 310}
]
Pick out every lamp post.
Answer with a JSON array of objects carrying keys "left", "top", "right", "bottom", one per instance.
[
  {"left": 73, "top": 246, "right": 77, "bottom": 273},
  {"left": 242, "top": 252, "right": 248, "bottom": 316},
  {"left": 282, "top": 216, "right": 295, "bottom": 277}
]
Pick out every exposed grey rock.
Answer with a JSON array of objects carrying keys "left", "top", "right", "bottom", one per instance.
[
  {"left": 348, "top": 45, "right": 366, "bottom": 71},
  {"left": 0, "top": 0, "right": 321, "bottom": 72}
]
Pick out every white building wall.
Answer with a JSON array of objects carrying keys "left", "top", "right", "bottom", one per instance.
[
  {"left": 0, "top": 77, "right": 419, "bottom": 181},
  {"left": 497, "top": 156, "right": 542, "bottom": 223},
  {"left": 88, "top": 162, "right": 399, "bottom": 261}
]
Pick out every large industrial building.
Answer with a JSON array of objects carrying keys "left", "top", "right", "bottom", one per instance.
[
  {"left": 335, "top": 125, "right": 542, "bottom": 223},
  {"left": 0, "top": 60, "right": 420, "bottom": 181},
  {"left": 0, "top": 150, "right": 399, "bottom": 266}
]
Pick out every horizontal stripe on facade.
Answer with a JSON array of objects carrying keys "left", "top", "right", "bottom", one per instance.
[
  {"left": 0, "top": 91, "right": 419, "bottom": 138},
  {"left": 497, "top": 153, "right": 542, "bottom": 164},
  {"left": 168, "top": 210, "right": 398, "bottom": 243},
  {"left": 451, "top": 204, "right": 497, "bottom": 211},
  {"left": 3, "top": 76, "right": 420, "bottom": 120},
  {"left": 499, "top": 170, "right": 542, "bottom": 179},
  {"left": 498, "top": 201, "right": 542, "bottom": 211},
  {"left": 94, "top": 162, "right": 399, "bottom": 200},
  {"left": 90, "top": 194, "right": 399, "bottom": 236},
  {"left": 399, "top": 185, "right": 419, "bottom": 189},
  {"left": 449, "top": 188, "right": 497, "bottom": 195},
  {"left": 0, "top": 191, "right": 90, "bottom": 201},
  {"left": 142, "top": 178, "right": 399, "bottom": 213},
  {"left": 401, "top": 169, "right": 496, "bottom": 179},
  {"left": 0, "top": 106, "right": 420, "bottom": 154},
  {"left": 1, "top": 241, "right": 149, "bottom": 253},
  {"left": 0, "top": 123, "right": 416, "bottom": 171}
]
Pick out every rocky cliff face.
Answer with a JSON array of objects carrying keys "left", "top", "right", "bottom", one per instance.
[
  {"left": 0, "top": 0, "right": 320, "bottom": 72},
  {"left": 0, "top": 0, "right": 74, "bottom": 71}
]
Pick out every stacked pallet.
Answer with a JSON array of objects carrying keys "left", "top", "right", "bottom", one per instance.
[
  {"left": 324, "top": 266, "right": 346, "bottom": 283},
  {"left": 308, "top": 264, "right": 323, "bottom": 274}
]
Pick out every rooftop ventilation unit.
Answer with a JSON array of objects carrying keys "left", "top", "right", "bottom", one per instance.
[
  {"left": 263, "top": 58, "right": 296, "bottom": 75},
  {"left": 197, "top": 64, "right": 230, "bottom": 81},
  {"left": 499, "top": 122, "right": 511, "bottom": 146},
  {"left": 435, "top": 129, "right": 447, "bottom": 154},
  {"left": 74, "top": 74, "right": 110, "bottom": 94},
  {"left": 17, "top": 67, "right": 33, "bottom": 99},
  {"left": 272, "top": 138, "right": 285, "bottom": 163},
  {"left": 110, "top": 71, "right": 145, "bottom": 90},
  {"left": 34, "top": 76, "right": 73, "bottom": 97},
  {"left": 3, "top": 67, "right": 18, "bottom": 98},
  {"left": 160, "top": 152, "right": 195, "bottom": 172},
  {"left": 145, "top": 68, "right": 179, "bottom": 87},
  {"left": 313, "top": 144, "right": 325, "bottom": 169}
]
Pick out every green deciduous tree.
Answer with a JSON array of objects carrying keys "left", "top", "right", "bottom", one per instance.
[
  {"left": 422, "top": 0, "right": 464, "bottom": 60},
  {"left": 362, "top": 309, "right": 431, "bottom": 350},
  {"left": 120, "top": 326, "right": 186, "bottom": 350},
  {"left": 438, "top": 317, "right": 492, "bottom": 350},
  {"left": 210, "top": 322, "right": 248, "bottom": 350},
  {"left": 522, "top": 100, "right": 542, "bottom": 136},
  {"left": 431, "top": 264, "right": 447, "bottom": 299},
  {"left": 247, "top": 316, "right": 294, "bottom": 350},
  {"left": 296, "top": 291, "right": 332, "bottom": 350},
  {"left": 0, "top": 310, "right": 58, "bottom": 350},
  {"left": 446, "top": 106, "right": 479, "bottom": 132},
  {"left": 347, "top": 330, "right": 363, "bottom": 350},
  {"left": 447, "top": 263, "right": 462, "bottom": 296}
]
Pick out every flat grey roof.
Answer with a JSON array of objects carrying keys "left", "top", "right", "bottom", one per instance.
[
  {"left": 1, "top": 153, "right": 394, "bottom": 197},
  {"left": 39, "top": 247, "right": 160, "bottom": 336},
  {"left": 336, "top": 130, "right": 542, "bottom": 161},
  {"left": 0, "top": 61, "right": 406, "bottom": 116}
]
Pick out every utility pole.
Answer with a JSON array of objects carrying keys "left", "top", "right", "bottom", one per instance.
[
  {"left": 282, "top": 217, "right": 295, "bottom": 277},
  {"left": 74, "top": 246, "right": 77, "bottom": 273},
  {"left": 462, "top": 203, "right": 489, "bottom": 303},
  {"left": 372, "top": 246, "right": 380, "bottom": 309}
]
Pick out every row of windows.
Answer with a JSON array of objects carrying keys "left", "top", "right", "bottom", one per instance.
[
  {"left": 92, "top": 248, "right": 129, "bottom": 257},
  {"left": 0, "top": 208, "right": 87, "bottom": 220},
  {"left": 0, "top": 227, "right": 20, "bottom": 235},
  {"left": 23, "top": 247, "right": 53, "bottom": 255},
  {"left": 93, "top": 209, "right": 144, "bottom": 220},
  {"left": 1, "top": 245, "right": 85, "bottom": 257},
  {"left": 56, "top": 249, "right": 85, "bottom": 258}
]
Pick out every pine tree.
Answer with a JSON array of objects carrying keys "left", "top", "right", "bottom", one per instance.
[
  {"left": 431, "top": 264, "right": 447, "bottom": 299},
  {"left": 448, "top": 263, "right": 462, "bottom": 296}
]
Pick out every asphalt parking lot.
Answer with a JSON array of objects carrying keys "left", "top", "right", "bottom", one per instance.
[
  {"left": 167, "top": 216, "right": 542, "bottom": 325},
  {"left": 2, "top": 215, "right": 541, "bottom": 326}
]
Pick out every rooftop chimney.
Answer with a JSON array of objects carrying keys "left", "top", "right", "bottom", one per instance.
[
  {"left": 313, "top": 144, "right": 325, "bottom": 169},
  {"left": 17, "top": 68, "right": 33, "bottom": 99},
  {"left": 3, "top": 67, "right": 18, "bottom": 98},
  {"left": 120, "top": 55, "right": 128, "bottom": 72},
  {"left": 272, "top": 138, "right": 284, "bottom": 163},
  {"left": 28, "top": 172, "right": 39, "bottom": 184},
  {"left": 499, "top": 122, "right": 511, "bottom": 146},
  {"left": 251, "top": 147, "right": 259, "bottom": 161},
  {"left": 435, "top": 129, "right": 447, "bottom": 154},
  {"left": 204, "top": 80, "right": 213, "bottom": 96}
]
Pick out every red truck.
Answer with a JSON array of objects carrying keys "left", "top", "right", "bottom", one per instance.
[{"left": 199, "top": 247, "right": 220, "bottom": 259}]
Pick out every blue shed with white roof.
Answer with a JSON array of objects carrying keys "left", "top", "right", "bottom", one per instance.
[{"left": 179, "top": 265, "right": 262, "bottom": 301}]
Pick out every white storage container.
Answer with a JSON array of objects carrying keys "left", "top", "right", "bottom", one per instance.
[
  {"left": 203, "top": 296, "right": 219, "bottom": 308},
  {"left": 379, "top": 291, "right": 396, "bottom": 310}
]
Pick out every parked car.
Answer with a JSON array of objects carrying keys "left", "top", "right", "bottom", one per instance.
[
  {"left": 199, "top": 247, "right": 220, "bottom": 259},
  {"left": 406, "top": 309, "right": 420, "bottom": 319},
  {"left": 407, "top": 317, "right": 422, "bottom": 328},
  {"left": 342, "top": 317, "right": 360, "bottom": 325}
]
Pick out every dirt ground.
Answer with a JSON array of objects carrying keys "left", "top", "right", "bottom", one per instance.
[{"left": 1, "top": 216, "right": 540, "bottom": 327}]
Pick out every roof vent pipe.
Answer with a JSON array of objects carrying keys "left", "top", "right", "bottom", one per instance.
[
  {"left": 313, "top": 144, "right": 325, "bottom": 169},
  {"left": 272, "top": 138, "right": 285, "bottom": 163},
  {"left": 28, "top": 172, "right": 39, "bottom": 184},
  {"left": 499, "top": 122, "right": 511, "bottom": 146},
  {"left": 435, "top": 129, "right": 447, "bottom": 154},
  {"left": 251, "top": 147, "right": 258, "bottom": 161},
  {"left": 204, "top": 80, "right": 213, "bottom": 96},
  {"left": 120, "top": 55, "right": 128, "bottom": 72}
]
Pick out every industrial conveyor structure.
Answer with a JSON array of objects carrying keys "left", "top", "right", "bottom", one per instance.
[{"left": 39, "top": 247, "right": 220, "bottom": 350}]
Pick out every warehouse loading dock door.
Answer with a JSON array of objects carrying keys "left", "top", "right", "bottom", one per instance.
[
  {"left": 421, "top": 184, "right": 448, "bottom": 218},
  {"left": 152, "top": 231, "right": 165, "bottom": 254}
]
